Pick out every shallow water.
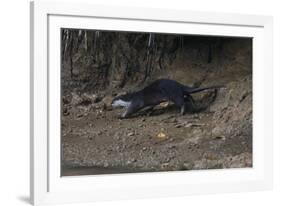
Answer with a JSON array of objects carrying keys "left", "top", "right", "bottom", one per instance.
[{"left": 61, "top": 166, "right": 154, "bottom": 176}]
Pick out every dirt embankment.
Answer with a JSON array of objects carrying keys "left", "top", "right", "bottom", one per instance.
[{"left": 61, "top": 38, "right": 252, "bottom": 175}]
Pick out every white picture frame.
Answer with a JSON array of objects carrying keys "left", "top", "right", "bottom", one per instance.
[{"left": 30, "top": 0, "right": 273, "bottom": 205}]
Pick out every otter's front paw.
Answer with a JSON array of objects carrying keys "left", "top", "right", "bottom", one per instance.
[{"left": 118, "top": 113, "right": 127, "bottom": 119}]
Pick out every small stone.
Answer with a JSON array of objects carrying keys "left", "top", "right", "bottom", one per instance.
[
  {"left": 127, "top": 132, "right": 134, "bottom": 136},
  {"left": 184, "top": 123, "right": 192, "bottom": 128},
  {"left": 185, "top": 123, "right": 205, "bottom": 128},
  {"left": 170, "top": 118, "right": 177, "bottom": 123},
  {"left": 156, "top": 132, "right": 167, "bottom": 139},
  {"left": 93, "top": 95, "right": 102, "bottom": 103},
  {"left": 168, "top": 145, "right": 176, "bottom": 149},
  {"left": 62, "top": 95, "right": 71, "bottom": 105},
  {"left": 63, "top": 107, "right": 70, "bottom": 116},
  {"left": 214, "top": 136, "right": 226, "bottom": 141},
  {"left": 193, "top": 114, "right": 199, "bottom": 119},
  {"left": 175, "top": 124, "right": 182, "bottom": 128},
  {"left": 71, "top": 92, "right": 83, "bottom": 105},
  {"left": 142, "top": 147, "right": 147, "bottom": 151},
  {"left": 76, "top": 113, "right": 83, "bottom": 118},
  {"left": 161, "top": 163, "right": 170, "bottom": 168},
  {"left": 187, "top": 136, "right": 200, "bottom": 144},
  {"left": 182, "top": 162, "right": 194, "bottom": 170}
]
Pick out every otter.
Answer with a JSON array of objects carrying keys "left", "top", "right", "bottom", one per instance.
[{"left": 111, "top": 79, "right": 222, "bottom": 118}]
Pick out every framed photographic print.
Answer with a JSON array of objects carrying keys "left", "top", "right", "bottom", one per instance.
[{"left": 30, "top": 0, "right": 273, "bottom": 205}]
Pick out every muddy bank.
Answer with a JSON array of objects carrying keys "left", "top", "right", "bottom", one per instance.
[
  {"left": 61, "top": 32, "right": 252, "bottom": 175},
  {"left": 62, "top": 76, "right": 252, "bottom": 175}
]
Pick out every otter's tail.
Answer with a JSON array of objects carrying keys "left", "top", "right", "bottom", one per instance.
[{"left": 184, "top": 85, "right": 224, "bottom": 94}]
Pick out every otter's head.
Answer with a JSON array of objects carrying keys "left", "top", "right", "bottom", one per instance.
[{"left": 111, "top": 93, "right": 132, "bottom": 108}]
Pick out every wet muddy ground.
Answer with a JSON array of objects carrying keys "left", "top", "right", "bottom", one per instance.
[{"left": 61, "top": 75, "right": 252, "bottom": 176}]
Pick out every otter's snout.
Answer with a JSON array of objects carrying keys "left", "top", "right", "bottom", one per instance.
[
  {"left": 111, "top": 99, "right": 131, "bottom": 108},
  {"left": 111, "top": 99, "right": 119, "bottom": 108}
]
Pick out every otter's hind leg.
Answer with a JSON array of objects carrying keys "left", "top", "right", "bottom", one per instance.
[
  {"left": 180, "top": 105, "right": 186, "bottom": 115},
  {"left": 162, "top": 88, "right": 186, "bottom": 115},
  {"left": 184, "top": 94, "right": 196, "bottom": 113},
  {"left": 171, "top": 95, "right": 186, "bottom": 115}
]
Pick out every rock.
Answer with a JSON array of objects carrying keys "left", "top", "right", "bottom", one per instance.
[
  {"left": 71, "top": 92, "right": 83, "bottom": 105},
  {"left": 82, "top": 93, "right": 102, "bottom": 103},
  {"left": 127, "top": 132, "right": 135, "bottom": 136},
  {"left": 76, "top": 113, "right": 83, "bottom": 118},
  {"left": 184, "top": 123, "right": 205, "bottom": 128},
  {"left": 211, "top": 126, "right": 225, "bottom": 137},
  {"left": 170, "top": 118, "right": 177, "bottom": 123},
  {"left": 93, "top": 102, "right": 104, "bottom": 109},
  {"left": 184, "top": 123, "right": 192, "bottom": 128},
  {"left": 168, "top": 145, "right": 176, "bottom": 149},
  {"left": 63, "top": 107, "right": 70, "bottom": 116},
  {"left": 186, "top": 136, "right": 200, "bottom": 144},
  {"left": 71, "top": 92, "right": 98, "bottom": 106},
  {"left": 175, "top": 124, "right": 182, "bottom": 128},
  {"left": 159, "top": 102, "right": 169, "bottom": 108},
  {"left": 161, "top": 163, "right": 170, "bottom": 168},
  {"left": 204, "top": 153, "right": 217, "bottom": 160},
  {"left": 192, "top": 114, "right": 199, "bottom": 119},
  {"left": 62, "top": 95, "right": 71, "bottom": 105},
  {"left": 213, "top": 136, "right": 226, "bottom": 141},
  {"left": 224, "top": 152, "right": 252, "bottom": 168},
  {"left": 193, "top": 159, "right": 222, "bottom": 169},
  {"left": 126, "top": 159, "right": 137, "bottom": 164},
  {"left": 156, "top": 132, "right": 167, "bottom": 140},
  {"left": 182, "top": 162, "right": 194, "bottom": 170}
]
